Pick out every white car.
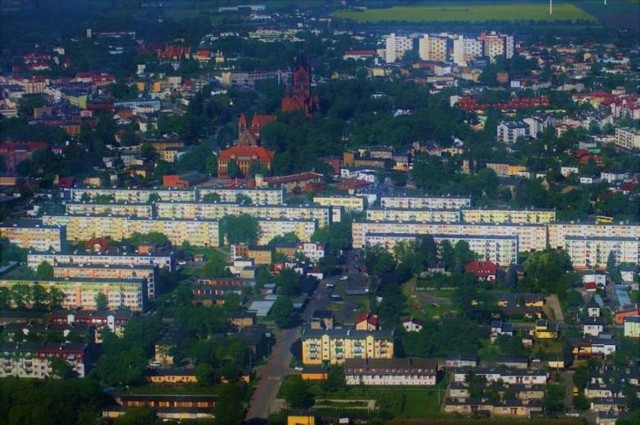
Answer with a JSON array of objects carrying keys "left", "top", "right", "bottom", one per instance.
[{"left": 339, "top": 275, "right": 348, "bottom": 281}]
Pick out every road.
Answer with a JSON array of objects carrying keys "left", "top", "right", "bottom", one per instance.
[{"left": 245, "top": 326, "right": 298, "bottom": 421}]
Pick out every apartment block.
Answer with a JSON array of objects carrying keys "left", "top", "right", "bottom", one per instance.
[
  {"left": 344, "top": 358, "right": 437, "bottom": 386},
  {"left": 256, "top": 219, "right": 316, "bottom": 246},
  {"left": 364, "top": 233, "right": 518, "bottom": 267},
  {"left": 301, "top": 328, "right": 394, "bottom": 365},
  {"left": 497, "top": 121, "right": 530, "bottom": 144},
  {"left": 384, "top": 33, "right": 414, "bottom": 63},
  {"left": 353, "top": 220, "right": 545, "bottom": 252},
  {"left": 65, "top": 202, "right": 154, "bottom": 218},
  {"left": 563, "top": 236, "right": 640, "bottom": 269},
  {"left": 27, "top": 250, "right": 175, "bottom": 272},
  {"left": 52, "top": 263, "right": 158, "bottom": 299},
  {"left": 614, "top": 127, "right": 640, "bottom": 151},
  {"left": 418, "top": 34, "right": 449, "bottom": 62},
  {"left": 379, "top": 195, "right": 471, "bottom": 210},
  {"left": 0, "top": 342, "right": 88, "bottom": 378},
  {"left": 366, "top": 208, "right": 461, "bottom": 223},
  {"left": 0, "top": 220, "right": 66, "bottom": 251},
  {"left": 155, "top": 202, "right": 331, "bottom": 227},
  {"left": 0, "top": 277, "right": 146, "bottom": 311},
  {"left": 451, "top": 368, "right": 549, "bottom": 386},
  {"left": 314, "top": 195, "right": 366, "bottom": 212},
  {"left": 548, "top": 223, "right": 640, "bottom": 250},
  {"left": 196, "top": 187, "right": 284, "bottom": 205},
  {"left": 462, "top": 208, "right": 556, "bottom": 224},
  {"left": 41, "top": 215, "right": 221, "bottom": 247},
  {"left": 623, "top": 316, "right": 640, "bottom": 338},
  {"left": 68, "top": 187, "right": 196, "bottom": 203}
]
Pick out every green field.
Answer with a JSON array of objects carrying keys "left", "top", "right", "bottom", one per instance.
[{"left": 333, "top": 4, "right": 597, "bottom": 23}]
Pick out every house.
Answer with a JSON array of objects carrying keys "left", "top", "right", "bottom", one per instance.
[
  {"left": 623, "top": 316, "right": 640, "bottom": 338},
  {"left": 344, "top": 358, "right": 437, "bottom": 386},
  {"left": 310, "top": 310, "right": 334, "bottom": 330},
  {"left": 445, "top": 354, "right": 478, "bottom": 369},
  {"left": 490, "top": 320, "right": 515, "bottom": 342},
  {"left": 354, "top": 312, "right": 380, "bottom": 331},
  {"left": 228, "top": 310, "right": 256, "bottom": 330},
  {"left": 103, "top": 394, "right": 216, "bottom": 421},
  {"left": 581, "top": 317, "right": 605, "bottom": 337},
  {"left": 614, "top": 305, "right": 640, "bottom": 324},
  {"left": 402, "top": 317, "right": 424, "bottom": 333},
  {"left": 496, "top": 356, "right": 528, "bottom": 370},
  {"left": 531, "top": 320, "right": 560, "bottom": 339},
  {"left": 465, "top": 261, "right": 499, "bottom": 281}
]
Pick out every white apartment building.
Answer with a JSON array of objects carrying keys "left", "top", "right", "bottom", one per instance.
[
  {"left": 548, "top": 223, "right": 640, "bottom": 249},
  {"left": 497, "top": 121, "right": 530, "bottom": 144},
  {"left": 563, "top": 236, "right": 640, "bottom": 269},
  {"left": 27, "top": 251, "right": 175, "bottom": 272},
  {"left": 68, "top": 187, "right": 195, "bottom": 203},
  {"left": 452, "top": 368, "right": 548, "bottom": 386},
  {"left": 364, "top": 232, "right": 518, "bottom": 267},
  {"left": 614, "top": 127, "right": 640, "bottom": 151},
  {"left": 65, "top": 202, "right": 154, "bottom": 218},
  {"left": 256, "top": 218, "right": 317, "bottom": 246},
  {"left": 344, "top": 358, "right": 437, "bottom": 386},
  {"left": 379, "top": 195, "right": 471, "bottom": 210},
  {"left": 196, "top": 187, "right": 284, "bottom": 205},
  {"left": 353, "top": 220, "right": 545, "bottom": 252},
  {"left": 366, "top": 208, "right": 461, "bottom": 223},
  {"left": 463, "top": 38, "right": 484, "bottom": 63},
  {"left": 384, "top": 33, "right": 414, "bottom": 63},
  {"left": 0, "top": 342, "right": 88, "bottom": 379}
]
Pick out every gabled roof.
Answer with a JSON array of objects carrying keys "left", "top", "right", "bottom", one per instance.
[{"left": 218, "top": 145, "right": 274, "bottom": 162}]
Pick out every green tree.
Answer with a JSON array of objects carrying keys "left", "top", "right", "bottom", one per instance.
[
  {"left": 276, "top": 268, "right": 302, "bottom": 297},
  {"left": 31, "top": 284, "right": 48, "bottom": 310},
  {"left": 11, "top": 284, "right": 32, "bottom": 309},
  {"left": 283, "top": 376, "right": 314, "bottom": 409},
  {"left": 115, "top": 407, "right": 160, "bottom": 425},
  {"left": 221, "top": 214, "right": 260, "bottom": 245},
  {"left": 49, "top": 357, "right": 77, "bottom": 379},
  {"left": 322, "top": 365, "right": 346, "bottom": 393},
  {"left": 543, "top": 383, "right": 565, "bottom": 417},
  {"left": 36, "top": 261, "right": 54, "bottom": 279},
  {"left": 270, "top": 296, "right": 296, "bottom": 328},
  {"left": 440, "top": 240, "right": 456, "bottom": 271},
  {"left": 95, "top": 292, "right": 108, "bottom": 310},
  {"left": 213, "top": 384, "right": 245, "bottom": 425},
  {"left": 202, "top": 192, "right": 221, "bottom": 202},
  {"left": 195, "top": 363, "right": 217, "bottom": 387},
  {"left": 47, "top": 287, "right": 65, "bottom": 310},
  {"left": 227, "top": 161, "right": 243, "bottom": 179}
]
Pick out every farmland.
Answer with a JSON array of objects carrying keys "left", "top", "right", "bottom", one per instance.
[{"left": 333, "top": 4, "right": 597, "bottom": 23}]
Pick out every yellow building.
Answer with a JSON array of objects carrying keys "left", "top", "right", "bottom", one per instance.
[
  {"left": 256, "top": 219, "right": 317, "bottom": 246},
  {"left": 313, "top": 195, "right": 366, "bottom": 213},
  {"left": 462, "top": 208, "right": 556, "bottom": 224},
  {"left": 247, "top": 247, "right": 272, "bottom": 265},
  {"left": 531, "top": 320, "right": 560, "bottom": 339},
  {"left": 379, "top": 196, "right": 471, "bottom": 210},
  {"left": 65, "top": 202, "right": 154, "bottom": 218},
  {"left": 69, "top": 187, "right": 196, "bottom": 203},
  {"left": 196, "top": 187, "right": 284, "bottom": 205},
  {"left": 301, "top": 328, "right": 394, "bottom": 365},
  {"left": 288, "top": 416, "right": 316, "bottom": 425},
  {"left": 0, "top": 220, "right": 66, "bottom": 251},
  {"left": 366, "top": 208, "right": 461, "bottom": 223}
]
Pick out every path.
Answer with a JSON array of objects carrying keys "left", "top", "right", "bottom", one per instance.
[{"left": 546, "top": 294, "right": 565, "bottom": 322}]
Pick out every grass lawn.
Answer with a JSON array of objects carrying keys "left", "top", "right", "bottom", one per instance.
[{"left": 334, "top": 4, "right": 597, "bottom": 23}]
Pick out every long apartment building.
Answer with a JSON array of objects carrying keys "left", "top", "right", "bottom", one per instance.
[
  {"left": 196, "top": 187, "right": 284, "bottom": 205},
  {"left": 462, "top": 208, "right": 556, "bottom": 224},
  {"left": 563, "top": 236, "right": 640, "bottom": 269},
  {"left": 301, "top": 328, "right": 394, "bottom": 365},
  {"left": 41, "top": 215, "right": 221, "bottom": 247},
  {"left": 548, "top": 222, "right": 640, "bottom": 249},
  {"left": 52, "top": 263, "right": 158, "bottom": 299},
  {"left": 364, "top": 233, "right": 518, "bottom": 267},
  {"left": 67, "top": 187, "right": 196, "bottom": 203},
  {"left": 27, "top": 250, "right": 175, "bottom": 272},
  {"left": 0, "top": 342, "right": 88, "bottom": 379},
  {"left": 0, "top": 220, "right": 66, "bottom": 251},
  {"left": 255, "top": 218, "right": 317, "bottom": 246},
  {"left": 65, "top": 202, "right": 154, "bottom": 218},
  {"left": 313, "top": 195, "right": 366, "bottom": 213},
  {"left": 0, "top": 277, "right": 146, "bottom": 311},
  {"left": 380, "top": 195, "right": 471, "bottom": 210},
  {"left": 352, "top": 220, "right": 546, "bottom": 252},
  {"left": 155, "top": 202, "right": 331, "bottom": 227},
  {"left": 366, "top": 208, "right": 461, "bottom": 223}
]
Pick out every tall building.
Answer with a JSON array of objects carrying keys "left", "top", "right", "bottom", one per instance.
[
  {"left": 384, "top": 33, "right": 413, "bottom": 63},
  {"left": 463, "top": 38, "right": 484, "bottom": 63},
  {"left": 418, "top": 34, "right": 449, "bottom": 62},
  {"left": 281, "top": 53, "right": 319, "bottom": 117}
]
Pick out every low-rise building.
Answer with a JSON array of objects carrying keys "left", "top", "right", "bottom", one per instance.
[
  {"left": 0, "top": 341, "right": 88, "bottom": 378},
  {"left": 103, "top": 394, "right": 217, "bottom": 421},
  {"left": 344, "top": 358, "right": 437, "bottom": 386},
  {"left": 623, "top": 316, "right": 640, "bottom": 338}
]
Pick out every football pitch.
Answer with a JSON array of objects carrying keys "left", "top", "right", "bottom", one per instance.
[{"left": 333, "top": 4, "right": 598, "bottom": 23}]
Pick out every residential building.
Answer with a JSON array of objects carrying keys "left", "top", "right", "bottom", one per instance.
[
  {"left": 402, "top": 317, "right": 424, "bottom": 332},
  {"left": 451, "top": 368, "right": 548, "bottom": 385},
  {"left": 301, "top": 328, "right": 394, "bottom": 365},
  {"left": 384, "top": 33, "right": 413, "bottom": 63},
  {"left": 366, "top": 208, "right": 461, "bottom": 223},
  {"left": 623, "top": 316, "right": 640, "bottom": 338},
  {"left": 313, "top": 195, "right": 366, "bottom": 213},
  {"left": 255, "top": 218, "right": 316, "bottom": 245},
  {"left": 418, "top": 34, "right": 449, "bottom": 62},
  {"left": 548, "top": 222, "right": 640, "bottom": 250},
  {"left": 354, "top": 312, "right": 380, "bottom": 331},
  {"left": 27, "top": 250, "right": 175, "bottom": 272},
  {"left": 0, "top": 220, "right": 66, "bottom": 251},
  {"left": 462, "top": 208, "right": 556, "bottom": 224},
  {"left": 344, "top": 358, "right": 437, "bottom": 386},
  {"left": 614, "top": 127, "right": 640, "bottom": 151},
  {"left": 562, "top": 236, "right": 640, "bottom": 269},
  {"left": 49, "top": 309, "right": 133, "bottom": 342},
  {"left": 65, "top": 202, "right": 154, "bottom": 218},
  {"left": 497, "top": 121, "right": 530, "bottom": 144},
  {"left": 196, "top": 187, "right": 284, "bottom": 205},
  {"left": 52, "top": 263, "right": 157, "bottom": 299},
  {"left": 0, "top": 277, "right": 146, "bottom": 311},
  {"left": 465, "top": 261, "right": 499, "bottom": 281},
  {"left": 68, "top": 187, "right": 195, "bottom": 203},
  {"left": 103, "top": 394, "right": 216, "bottom": 421},
  {"left": 0, "top": 341, "right": 88, "bottom": 378},
  {"left": 380, "top": 195, "right": 471, "bottom": 210}
]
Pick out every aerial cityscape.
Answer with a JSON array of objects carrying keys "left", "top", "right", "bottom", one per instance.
[{"left": 0, "top": 0, "right": 639, "bottom": 424}]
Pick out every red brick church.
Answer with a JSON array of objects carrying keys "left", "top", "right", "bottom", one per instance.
[{"left": 281, "top": 54, "right": 319, "bottom": 118}]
